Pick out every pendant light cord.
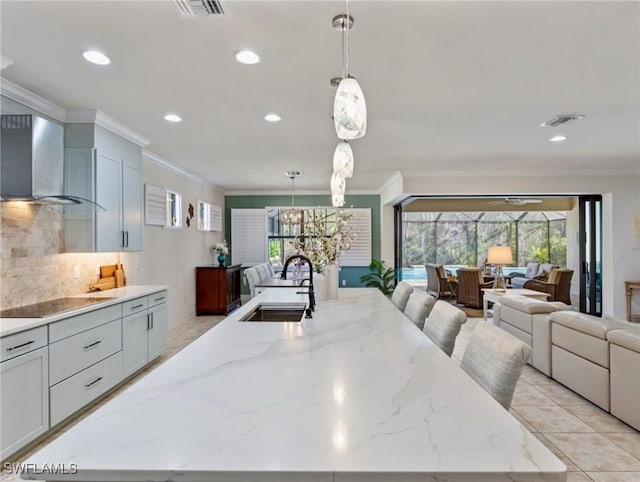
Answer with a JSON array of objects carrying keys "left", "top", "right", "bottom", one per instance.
[{"left": 345, "top": 0, "right": 350, "bottom": 78}]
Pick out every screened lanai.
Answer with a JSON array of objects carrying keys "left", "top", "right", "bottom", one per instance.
[{"left": 400, "top": 210, "right": 568, "bottom": 281}]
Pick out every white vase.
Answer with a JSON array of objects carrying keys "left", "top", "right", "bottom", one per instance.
[
  {"left": 325, "top": 263, "right": 339, "bottom": 300},
  {"left": 314, "top": 272, "right": 328, "bottom": 302}
]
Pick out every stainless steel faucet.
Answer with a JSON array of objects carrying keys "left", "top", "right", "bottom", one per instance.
[{"left": 281, "top": 254, "right": 315, "bottom": 313}]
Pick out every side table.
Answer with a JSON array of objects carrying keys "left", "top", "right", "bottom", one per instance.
[{"left": 625, "top": 281, "right": 640, "bottom": 322}]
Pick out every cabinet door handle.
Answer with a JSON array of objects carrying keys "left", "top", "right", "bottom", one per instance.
[
  {"left": 6, "top": 340, "right": 35, "bottom": 352},
  {"left": 121, "top": 230, "right": 125, "bottom": 248},
  {"left": 83, "top": 340, "right": 102, "bottom": 351},
  {"left": 154, "top": 296, "right": 165, "bottom": 302},
  {"left": 147, "top": 313, "right": 151, "bottom": 330},
  {"left": 130, "top": 304, "right": 145, "bottom": 310},
  {"left": 125, "top": 230, "right": 129, "bottom": 247},
  {"left": 85, "top": 376, "right": 103, "bottom": 389},
  {"left": 150, "top": 312, "right": 154, "bottom": 330}
]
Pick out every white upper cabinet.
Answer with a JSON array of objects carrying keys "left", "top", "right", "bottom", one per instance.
[{"left": 64, "top": 123, "right": 143, "bottom": 252}]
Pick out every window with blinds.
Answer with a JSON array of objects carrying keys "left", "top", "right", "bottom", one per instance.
[
  {"left": 341, "top": 208, "right": 372, "bottom": 267},
  {"left": 231, "top": 208, "right": 267, "bottom": 265}
]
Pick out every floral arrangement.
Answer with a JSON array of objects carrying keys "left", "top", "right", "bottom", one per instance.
[
  {"left": 211, "top": 240, "right": 229, "bottom": 255},
  {"left": 295, "top": 209, "right": 357, "bottom": 274}
]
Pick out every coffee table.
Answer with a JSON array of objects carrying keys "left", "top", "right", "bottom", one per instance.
[{"left": 482, "top": 288, "right": 550, "bottom": 320}]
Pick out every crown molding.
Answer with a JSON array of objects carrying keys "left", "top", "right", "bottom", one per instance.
[
  {"left": 143, "top": 150, "right": 219, "bottom": 188},
  {"left": 377, "top": 171, "right": 404, "bottom": 194},
  {"left": 66, "top": 109, "right": 150, "bottom": 147},
  {"left": 402, "top": 167, "right": 639, "bottom": 179},
  {"left": 0, "top": 78, "right": 66, "bottom": 121},
  {"left": 1, "top": 55, "right": 14, "bottom": 71}
]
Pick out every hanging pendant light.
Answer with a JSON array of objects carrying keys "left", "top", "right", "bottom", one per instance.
[
  {"left": 333, "top": 140, "right": 353, "bottom": 178},
  {"left": 331, "top": 171, "right": 346, "bottom": 196},
  {"left": 332, "top": 193, "right": 345, "bottom": 207},
  {"left": 280, "top": 171, "right": 302, "bottom": 225},
  {"left": 332, "top": 6, "right": 367, "bottom": 140}
]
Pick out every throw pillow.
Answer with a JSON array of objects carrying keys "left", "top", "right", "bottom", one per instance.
[{"left": 534, "top": 270, "right": 548, "bottom": 280}]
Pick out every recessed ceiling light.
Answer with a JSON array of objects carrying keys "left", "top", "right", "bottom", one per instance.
[
  {"left": 164, "top": 114, "right": 182, "bottom": 123},
  {"left": 82, "top": 50, "right": 111, "bottom": 65},
  {"left": 264, "top": 113, "right": 281, "bottom": 122},
  {"left": 235, "top": 50, "right": 260, "bottom": 65},
  {"left": 549, "top": 135, "right": 567, "bottom": 142}
]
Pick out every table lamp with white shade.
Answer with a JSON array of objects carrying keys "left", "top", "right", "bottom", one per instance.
[{"left": 487, "top": 246, "right": 513, "bottom": 292}]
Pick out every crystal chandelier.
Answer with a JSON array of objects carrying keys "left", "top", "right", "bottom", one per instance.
[{"left": 280, "top": 171, "right": 302, "bottom": 225}]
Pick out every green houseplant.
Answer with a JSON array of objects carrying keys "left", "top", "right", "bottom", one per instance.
[{"left": 360, "top": 259, "right": 396, "bottom": 296}]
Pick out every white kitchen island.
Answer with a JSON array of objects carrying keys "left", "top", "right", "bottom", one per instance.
[{"left": 22, "top": 288, "right": 566, "bottom": 482}]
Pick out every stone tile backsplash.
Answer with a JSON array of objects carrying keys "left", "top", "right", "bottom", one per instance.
[{"left": 1, "top": 203, "right": 120, "bottom": 310}]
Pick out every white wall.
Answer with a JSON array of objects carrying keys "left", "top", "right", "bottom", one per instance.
[
  {"left": 121, "top": 158, "right": 225, "bottom": 330},
  {"left": 381, "top": 173, "right": 640, "bottom": 319}
]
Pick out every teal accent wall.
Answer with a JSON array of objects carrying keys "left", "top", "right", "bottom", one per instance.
[{"left": 225, "top": 194, "right": 380, "bottom": 288}]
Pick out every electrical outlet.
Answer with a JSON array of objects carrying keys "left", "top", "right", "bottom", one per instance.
[
  {"left": 342, "top": 279, "right": 346, "bottom": 286},
  {"left": 73, "top": 265, "right": 80, "bottom": 279}
]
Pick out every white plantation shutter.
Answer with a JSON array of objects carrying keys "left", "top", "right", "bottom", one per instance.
[
  {"left": 144, "top": 184, "right": 166, "bottom": 226},
  {"left": 211, "top": 204, "right": 222, "bottom": 232},
  {"left": 340, "top": 208, "right": 371, "bottom": 266},
  {"left": 231, "top": 208, "right": 267, "bottom": 265}
]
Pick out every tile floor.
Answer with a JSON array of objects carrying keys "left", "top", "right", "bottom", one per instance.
[{"left": 2, "top": 315, "right": 638, "bottom": 482}]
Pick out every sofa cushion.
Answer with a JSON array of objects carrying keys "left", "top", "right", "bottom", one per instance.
[
  {"left": 537, "top": 263, "right": 554, "bottom": 278},
  {"left": 524, "top": 262, "right": 540, "bottom": 279},
  {"left": 607, "top": 328, "right": 640, "bottom": 353},
  {"left": 550, "top": 311, "right": 628, "bottom": 340},
  {"left": 500, "top": 295, "right": 557, "bottom": 314}
]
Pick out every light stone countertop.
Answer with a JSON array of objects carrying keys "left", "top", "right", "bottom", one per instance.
[
  {"left": 0, "top": 286, "right": 169, "bottom": 337},
  {"left": 22, "top": 288, "right": 566, "bottom": 482}
]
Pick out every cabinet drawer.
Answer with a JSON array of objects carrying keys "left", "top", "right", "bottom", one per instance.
[
  {"left": 49, "top": 304, "right": 121, "bottom": 343},
  {"left": 0, "top": 326, "right": 47, "bottom": 363},
  {"left": 121, "top": 296, "right": 148, "bottom": 316},
  {"left": 50, "top": 351, "right": 123, "bottom": 427},
  {"left": 49, "top": 319, "right": 122, "bottom": 385},
  {"left": 147, "top": 290, "right": 168, "bottom": 308}
]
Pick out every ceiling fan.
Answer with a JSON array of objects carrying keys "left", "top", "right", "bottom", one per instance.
[{"left": 488, "top": 197, "right": 544, "bottom": 206}]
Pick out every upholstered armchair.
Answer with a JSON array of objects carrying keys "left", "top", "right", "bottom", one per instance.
[
  {"left": 425, "top": 264, "right": 455, "bottom": 299},
  {"left": 524, "top": 268, "right": 573, "bottom": 304},
  {"left": 456, "top": 268, "right": 493, "bottom": 308}
]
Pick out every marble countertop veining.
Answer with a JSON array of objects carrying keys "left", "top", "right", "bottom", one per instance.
[
  {"left": 22, "top": 288, "right": 566, "bottom": 482},
  {"left": 0, "top": 285, "right": 169, "bottom": 337}
]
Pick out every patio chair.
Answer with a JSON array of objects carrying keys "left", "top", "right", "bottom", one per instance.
[
  {"left": 456, "top": 268, "right": 493, "bottom": 309},
  {"left": 524, "top": 268, "right": 573, "bottom": 304},
  {"left": 425, "top": 264, "right": 455, "bottom": 299}
]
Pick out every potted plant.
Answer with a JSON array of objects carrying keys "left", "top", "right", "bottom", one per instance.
[{"left": 360, "top": 259, "right": 396, "bottom": 296}]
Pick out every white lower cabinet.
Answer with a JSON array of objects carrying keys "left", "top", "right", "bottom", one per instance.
[
  {"left": 0, "top": 340, "right": 49, "bottom": 460},
  {"left": 148, "top": 302, "right": 168, "bottom": 361},
  {"left": 123, "top": 292, "right": 168, "bottom": 376},
  {"left": 0, "top": 289, "right": 168, "bottom": 459},
  {"left": 123, "top": 311, "right": 149, "bottom": 377},
  {"left": 50, "top": 352, "right": 123, "bottom": 426}
]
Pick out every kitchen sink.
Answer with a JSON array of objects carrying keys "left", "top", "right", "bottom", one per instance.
[{"left": 240, "top": 303, "right": 307, "bottom": 322}]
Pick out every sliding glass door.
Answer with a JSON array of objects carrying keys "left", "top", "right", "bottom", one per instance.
[{"left": 578, "top": 196, "right": 602, "bottom": 316}]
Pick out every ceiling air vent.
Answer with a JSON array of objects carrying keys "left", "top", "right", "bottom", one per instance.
[
  {"left": 171, "top": 0, "right": 224, "bottom": 16},
  {"left": 539, "top": 114, "right": 585, "bottom": 127}
]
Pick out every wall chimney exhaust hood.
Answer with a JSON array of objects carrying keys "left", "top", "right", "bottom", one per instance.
[{"left": 0, "top": 114, "right": 92, "bottom": 205}]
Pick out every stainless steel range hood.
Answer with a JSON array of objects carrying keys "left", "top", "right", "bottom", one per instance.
[{"left": 0, "top": 114, "right": 82, "bottom": 204}]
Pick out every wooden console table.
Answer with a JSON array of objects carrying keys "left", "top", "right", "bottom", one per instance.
[
  {"left": 196, "top": 265, "right": 242, "bottom": 315},
  {"left": 625, "top": 281, "right": 640, "bottom": 322}
]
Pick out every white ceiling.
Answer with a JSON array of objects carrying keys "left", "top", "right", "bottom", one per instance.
[{"left": 1, "top": 0, "right": 638, "bottom": 192}]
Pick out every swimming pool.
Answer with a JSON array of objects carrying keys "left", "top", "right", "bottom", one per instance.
[{"left": 400, "top": 265, "right": 526, "bottom": 281}]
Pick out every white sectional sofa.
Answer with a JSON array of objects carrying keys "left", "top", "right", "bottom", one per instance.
[
  {"left": 493, "top": 295, "right": 569, "bottom": 376},
  {"left": 495, "top": 298, "right": 640, "bottom": 429},
  {"left": 607, "top": 328, "right": 640, "bottom": 430}
]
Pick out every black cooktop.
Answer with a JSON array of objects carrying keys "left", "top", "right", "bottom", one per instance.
[{"left": 0, "top": 297, "right": 114, "bottom": 318}]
